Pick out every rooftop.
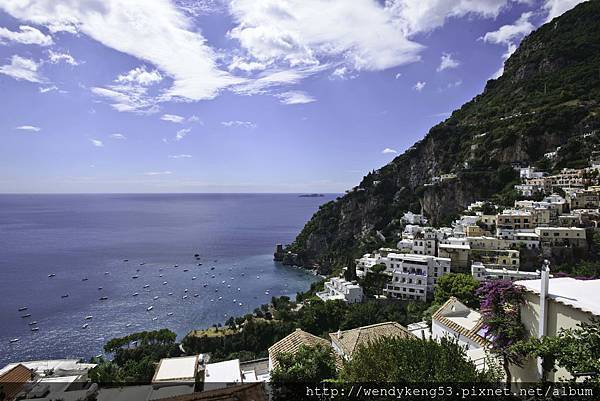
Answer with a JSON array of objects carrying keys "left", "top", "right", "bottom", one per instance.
[
  {"left": 432, "top": 297, "right": 488, "bottom": 347},
  {"left": 329, "top": 321, "right": 414, "bottom": 357},
  {"left": 203, "top": 359, "right": 242, "bottom": 386},
  {"left": 515, "top": 277, "right": 600, "bottom": 316},
  {"left": 152, "top": 355, "right": 199, "bottom": 383},
  {"left": 268, "top": 329, "right": 331, "bottom": 369}
]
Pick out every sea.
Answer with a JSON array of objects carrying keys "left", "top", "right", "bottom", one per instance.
[{"left": 0, "top": 193, "right": 333, "bottom": 366}]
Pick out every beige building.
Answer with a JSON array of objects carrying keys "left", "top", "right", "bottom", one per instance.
[
  {"left": 511, "top": 272, "right": 600, "bottom": 382},
  {"left": 329, "top": 322, "right": 414, "bottom": 360},
  {"left": 534, "top": 227, "right": 587, "bottom": 248},
  {"left": 496, "top": 210, "right": 534, "bottom": 230}
]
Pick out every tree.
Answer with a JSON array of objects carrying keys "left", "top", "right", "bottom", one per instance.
[
  {"left": 339, "top": 336, "right": 497, "bottom": 382},
  {"left": 513, "top": 318, "right": 600, "bottom": 382},
  {"left": 434, "top": 273, "right": 480, "bottom": 308},
  {"left": 476, "top": 280, "right": 526, "bottom": 385},
  {"left": 270, "top": 344, "right": 337, "bottom": 401},
  {"left": 360, "top": 263, "right": 389, "bottom": 296}
]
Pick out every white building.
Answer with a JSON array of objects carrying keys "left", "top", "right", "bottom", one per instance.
[
  {"left": 431, "top": 297, "right": 488, "bottom": 351},
  {"left": 316, "top": 277, "right": 363, "bottom": 303},
  {"left": 382, "top": 253, "right": 451, "bottom": 301},
  {"left": 520, "top": 167, "right": 545, "bottom": 180},
  {"left": 203, "top": 359, "right": 243, "bottom": 391},
  {"left": 402, "top": 211, "right": 428, "bottom": 225},
  {"left": 471, "top": 262, "right": 542, "bottom": 282}
]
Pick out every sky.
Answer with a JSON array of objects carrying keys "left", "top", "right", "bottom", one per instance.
[{"left": 0, "top": 0, "right": 588, "bottom": 193}]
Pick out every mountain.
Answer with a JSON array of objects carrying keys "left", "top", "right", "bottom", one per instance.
[{"left": 284, "top": 1, "right": 600, "bottom": 272}]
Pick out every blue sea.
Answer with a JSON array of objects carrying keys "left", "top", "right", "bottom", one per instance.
[{"left": 0, "top": 193, "right": 332, "bottom": 366}]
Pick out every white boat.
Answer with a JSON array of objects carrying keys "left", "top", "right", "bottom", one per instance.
[
  {"left": 61, "top": 294, "right": 69, "bottom": 298},
  {"left": 132, "top": 275, "right": 139, "bottom": 279},
  {"left": 167, "top": 312, "right": 173, "bottom": 316},
  {"left": 194, "top": 294, "right": 199, "bottom": 297},
  {"left": 218, "top": 296, "right": 222, "bottom": 300},
  {"left": 174, "top": 264, "right": 179, "bottom": 267},
  {"left": 10, "top": 338, "right": 19, "bottom": 343},
  {"left": 153, "top": 296, "right": 159, "bottom": 300},
  {"left": 265, "top": 290, "right": 269, "bottom": 295},
  {"left": 238, "top": 288, "right": 241, "bottom": 291},
  {"left": 192, "top": 277, "right": 197, "bottom": 280},
  {"left": 48, "top": 273, "right": 55, "bottom": 278},
  {"left": 256, "top": 275, "right": 260, "bottom": 279},
  {"left": 183, "top": 269, "right": 189, "bottom": 272},
  {"left": 168, "top": 292, "right": 173, "bottom": 296},
  {"left": 104, "top": 272, "right": 109, "bottom": 275},
  {"left": 152, "top": 317, "right": 158, "bottom": 321},
  {"left": 184, "top": 288, "right": 188, "bottom": 292},
  {"left": 238, "top": 303, "right": 243, "bottom": 306},
  {"left": 227, "top": 284, "right": 231, "bottom": 288},
  {"left": 132, "top": 293, "right": 139, "bottom": 297},
  {"left": 85, "top": 316, "right": 93, "bottom": 320},
  {"left": 162, "top": 281, "right": 168, "bottom": 285},
  {"left": 28, "top": 321, "right": 37, "bottom": 326},
  {"left": 182, "top": 295, "right": 188, "bottom": 299},
  {"left": 18, "top": 307, "right": 28, "bottom": 311},
  {"left": 21, "top": 314, "right": 31, "bottom": 318},
  {"left": 99, "top": 296, "right": 108, "bottom": 301},
  {"left": 31, "top": 327, "right": 39, "bottom": 332},
  {"left": 82, "top": 324, "right": 89, "bottom": 329},
  {"left": 159, "top": 274, "right": 163, "bottom": 277},
  {"left": 126, "top": 323, "right": 132, "bottom": 327},
  {"left": 147, "top": 306, "right": 153, "bottom": 311},
  {"left": 143, "top": 284, "right": 150, "bottom": 288}
]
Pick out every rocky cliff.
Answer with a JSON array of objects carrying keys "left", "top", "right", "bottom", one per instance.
[{"left": 286, "top": 1, "right": 600, "bottom": 272}]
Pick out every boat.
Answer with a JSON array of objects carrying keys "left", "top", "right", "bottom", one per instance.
[
  {"left": 168, "top": 292, "right": 173, "bottom": 296},
  {"left": 256, "top": 275, "right": 260, "bottom": 279},
  {"left": 132, "top": 275, "right": 139, "bottom": 279},
  {"left": 197, "top": 263, "right": 202, "bottom": 266},
  {"left": 174, "top": 264, "right": 179, "bottom": 267},
  {"left": 85, "top": 316, "right": 93, "bottom": 320},
  {"left": 167, "top": 312, "right": 174, "bottom": 316},
  {"left": 210, "top": 267, "right": 215, "bottom": 271},
  {"left": 221, "top": 280, "right": 226, "bottom": 284},
  {"left": 153, "top": 296, "right": 159, "bottom": 300},
  {"left": 193, "top": 294, "right": 199, "bottom": 297},
  {"left": 99, "top": 296, "right": 108, "bottom": 301},
  {"left": 126, "top": 323, "right": 132, "bottom": 327},
  {"left": 28, "top": 321, "right": 37, "bottom": 326},
  {"left": 147, "top": 306, "right": 153, "bottom": 311},
  {"left": 211, "top": 275, "right": 215, "bottom": 278},
  {"left": 132, "top": 293, "right": 139, "bottom": 297},
  {"left": 18, "top": 307, "right": 28, "bottom": 311},
  {"left": 82, "top": 324, "right": 89, "bottom": 329},
  {"left": 104, "top": 272, "right": 109, "bottom": 275},
  {"left": 98, "top": 287, "right": 103, "bottom": 290},
  {"left": 218, "top": 296, "right": 222, "bottom": 300},
  {"left": 192, "top": 276, "right": 197, "bottom": 280},
  {"left": 194, "top": 253, "right": 199, "bottom": 257},
  {"left": 123, "top": 259, "right": 129, "bottom": 262},
  {"left": 48, "top": 273, "right": 56, "bottom": 278},
  {"left": 210, "top": 299, "right": 214, "bottom": 302},
  {"left": 143, "top": 284, "right": 150, "bottom": 288},
  {"left": 31, "top": 327, "right": 39, "bottom": 332},
  {"left": 227, "top": 284, "right": 231, "bottom": 288},
  {"left": 162, "top": 281, "right": 168, "bottom": 285},
  {"left": 82, "top": 277, "right": 88, "bottom": 281},
  {"left": 237, "top": 288, "right": 241, "bottom": 291},
  {"left": 152, "top": 317, "right": 158, "bottom": 321},
  {"left": 10, "top": 338, "right": 19, "bottom": 343},
  {"left": 61, "top": 294, "right": 69, "bottom": 298},
  {"left": 184, "top": 288, "right": 188, "bottom": 292},
  {"left": 239, "top": 303, "right": 243, "bottom": 306},
  {"left": 21, "top": 314, "right": 31, "bottom": 318},
  {"left": 183, "top": 269, "right": 189, "bottom": 272},
  {"left": 182, "top": 295, "right": 188, "bottom": 299},
  {"left": 159, "top": 274, "right": 163, "bottom": 277},
  {"left": 140, "top": 262, "right": 145, "bottom": 266},
  {"left": 241, "top": 273, "right": 245, "bottom": 276},
  {"left": 203, "top": 284, "right": 208, "bottom": 287}
]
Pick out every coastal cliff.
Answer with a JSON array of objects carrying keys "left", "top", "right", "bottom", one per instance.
[{"left": 285, "top": 1, "right": 600, "bottom": 272}]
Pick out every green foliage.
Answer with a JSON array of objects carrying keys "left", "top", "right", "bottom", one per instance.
[
  {"left": 513, "top": 318, "right": 600, "bottom": 382},
  {"left": 271, "top": 344, "right": 337, "bottom": 383},
  {"left": 339, "top": 336, "right": 498, "bottom": 382},
  {"left": 359, "top": 265, "right": 390, "bottom": 297},
  {"left": 433, "top": 273, "right": 481, "bottom": 308}
]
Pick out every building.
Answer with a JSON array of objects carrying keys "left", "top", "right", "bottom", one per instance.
[
  {"left": 496, "top": 209, "right": 534, "bottom": 231},
  {"left": 402, "top": 211, "right": 428, "bottom": 225},
  {"left": 565, "top": 188, "right": 600, "bottom": 210},
  {"left": 0, "top": 364, "right": 33, "bottom": 401},
  {"left": 431, "top": 297, "right": 488, "bottom": 351},
  {"left": 153, "top": 383, "right": 268, "bottom": 401},
  {"left": 150, "top": 355, "right": 202, "bottom": 399},
  {"left": 329, "top": 322, "right": 414, "bottom": 360},
  {"left": 203, "top": 359, "right": 242, "bottom": 391},
  {"left": 316, "top": 277, "right": 363, "bottom": 303},
  {"left": 534, "top": 227, "right": 587, "bottom": 248},
  {"left": 382, "top": 253, "right": 451, "bottom": 301},
  {"left": 511, "top": 270, "right": 600, "bottom": 382},
  {"left": 268, "top": 329, "right": 336, "bottom": 372},
  {"left": 438, "top": 243, "right": 470, "bottom": 269},
  {"left": 471, "top": 262, "right": 542, "bottom": 281},
  {"left": 520, "top": 167, "right": 545, "bottom": 180}
]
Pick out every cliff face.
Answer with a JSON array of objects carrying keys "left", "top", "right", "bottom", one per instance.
[{"left": 287, "top": 1, "right": 600, "bottom": 272}]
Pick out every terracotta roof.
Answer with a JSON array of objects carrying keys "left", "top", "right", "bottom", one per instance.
[
  {"left": 329, "top": 321, "right": 414, "bottom": 358},
  {"left": 155, "top": 383, "right": 268, "bottom": 401},
  {"left": 432, "top": 297, "right": 489, "bottom": 347},
  {"left": 0, "top": 364, "right": 33, "bottom": 401},
  {"left": 268, "top": 329, "right": 336, "bottom": 370}
]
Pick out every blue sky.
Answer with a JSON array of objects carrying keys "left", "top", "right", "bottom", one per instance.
[{"left": 0, "top": 0, "right": 587, "bottom": 193}]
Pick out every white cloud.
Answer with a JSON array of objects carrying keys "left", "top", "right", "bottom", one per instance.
[
  {"left": 543, "top": 0, "right": 587, "bottom": 21},
  {"left": 90, "top": 139, "right": 104, "bottom": 147},
  {"left": 0, "top": 0, "right": 242, "bottom": 101},
  {"left": 437, "top": 52, "right": 460, "bottom": 72},
  {"left": 382, "top": 148, "right": 398, "bottom": 154},
  {"left": 168, "top": 154, "right": 192, "bottom": 159},
  {"left": 413, "top": 81, "right": 426, "bottom": 91},
  {"left": 39, "top": 85, "right": 57, "bottom": 93},
  {"left": 175, "top": 128, "right": 191, "bottom": 141},
  {"left": 92, "top": 66, "right": 163, "bottom": 113},
  {"left": 161, "top": 114, "right": 185, "bottom": 123},
  {"left": 482, "top": 12, "right": 534, "bottom": 45},
  {"left": 0, "top": 55, "right": 43, "bottom": 83},
  {"left": 276, "top": 90, "right": 316, "bottom": 105},
  {"left": 144, "top": 171, "right": 173, "bottom": 176},
  {"left": 0, "top": 25, "right": 53, "bottom": 46},
  {"left": 110, "top": 133, "right": 126, "bottom": 139},
  {"left": 221, "top": 120, "right": 257, "bottom": 128},
  {"left": 15, "top": 125, "right": 41, "bottom": 132},
  {"left": 330, "top": 66, "right": 357, "bottom": 80},
  {"left": 47, "top": 50, "right": 80, "bottom": 66},
  {"left": 188, "top": 115, "right": 200, "bottom": 123}
]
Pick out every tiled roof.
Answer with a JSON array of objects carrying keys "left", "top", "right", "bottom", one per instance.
[
  {"left": 155, "top": 383, "right": 268, "bottom": 401},
  {"left": 268, "top": 329, "right": 338, "bottom": 370},
  {"left": 0, "top": 364, "right": 33, "bottom": 401},
  {"left": 432, "top": 297, "right": 489, "bottom": 347},
  {"left": 329, "top": 321, "right": 414, "bottom": 357}
]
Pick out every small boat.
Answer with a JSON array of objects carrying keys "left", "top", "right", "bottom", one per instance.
[
  {"left": 123, "top": 259, "right": 129, "bottom": 262},
  {"left": 211, "top": 275, "right": 215, "bottom": 278},
  {"left": 238, "top": 288, "right": 241, "bottom": 291},
  {"left": 184, "top": 288, "right": 188, "bottom": 292},
  {"left": 147, "top": 306, "right": 153, "bottom": 311},
  {"left": 136, "top": 269, "right": 140, "bottom": 272},
  {"left": 61, "top": 294, "right": 69, "bottom": 298},
  {"left": 82, "top": 324, "right": 89, "bottom": 329},
  {"left": 153, "top": 296, "right": 159, "bottom": 300},
  {"left": 218, "top": 296, "right": 222, "bottom": 300},
  {"left": 174, "top": 264, "right": 179, "bottom": 268},
  {"left": 239, "top": 302, "right": 243, "bottom": 306},
  {"left": 210, "top": 299, "right": 214, "bottom": 302},
  {"left": 210, "top": 267, "right": 215, "bottom": 271},
  {"left": 132, "top": 275, "right": 139, "bottom": 279},
  {"left": 21, "top": 314, "right": 31, "bottom": 318},
  {"left": 48, "top": 273, "right": 56, "bottom": 278},
  {"left": 159, "top": 274, "right": 163, "bottom": 277},
  {"left": 214, "top": 289, "right": 219, "bottom": 293},
  {"left": 98, "top": 287, "right": 103, "bottom": 290},
  {"left": 126, "top": 323, "right": 132, "bottom": 327},
  {"left": 182, "top": 295, "right": 188, "bottom": 299},
  {"left": 18, "top": 307, "right": 28, "bottom": 311},
  {"left": 143, "top": 284, "right": 150, "bottom": 288},
  {"left": 168, "top": 292, "right": 173, "bottom": 296},
  {"left": 183, "top": 269, "right": 189, "bottom": 272},
  {"left": 31, "top": 327, "right": 39, "bottom": 332},
  {"left": 99, "top": 296, "right": 108, "bottom": 301},
  {"left": 28, "top": 321, "right": 37, "bottom": 326},
  {"left": 233, "top": 299, "right": 236, "bottom": 303},
  {"left": 167, "top": 312, "right": 174, "bottom": 316},
  {"left": 203, "top": 284, "right": 208, "bottom": 287},
  {"left": 140, "top": 262, "right": 145, "bottom": 266},
  {"left": 104, "top": 272, "right": 110, "bottom": 275},
  {"left": 256, "top": 275, "right": 260, "bottom": 279},
  {"left": 82, "top": 277, "right": 88, "bottom": 281},
  {"left": 162, "top": 281, "right": 168, "bottom": 285},
  {"left": 197, "top": 263, "right": 202, "bottom": 266},
  {"left": 85, "top": 316, "right": 93, "bottom": 320},
  {"left": 132, "top": 293, "right": 139, "bottom": 297},
  {"left": 159, "top": 268, "right": 163, "bottom": 271},
  {"left": 10, "top": 338, "right": 19, "bottom": 343},
  {"left": 221, "top": 280, "right": 226, "bottom": 284},
  {"left": 192, "top": 276, "right": 197, "bottom": 280},
  {"left": 241, "top": 273, "right": 245, "bottom": 276},
  {"left": 152, "top": 317, "right": 158, "bottom": 321},
  {"left": 227, "top": 284, "right": 231, "bottom": 288},
  {"left": 194, "top": 253, "right": 200, "bottom": 257},
  {"left": 193, "top": 294, "right": 199, "bottom": 297}
]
